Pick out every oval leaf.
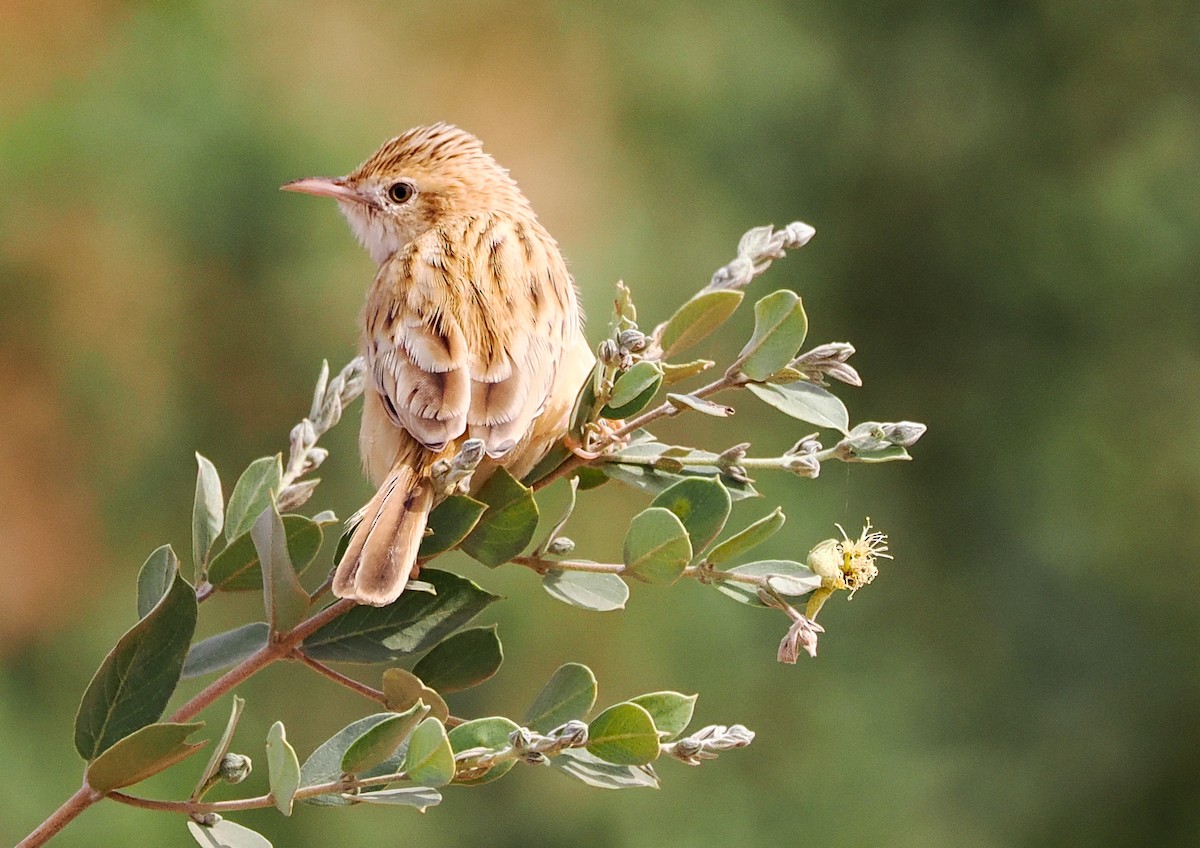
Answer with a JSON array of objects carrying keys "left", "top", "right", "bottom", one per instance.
[
  {"left": 706, "top": 508, "right": 786, "bottom": 565},
  {"left": 187, "top": 818, "right": 273, "bottom": 848},
  {"left": 650, "top": 477, "right": 732, "bottom": 558},
  {"left": 602, "top": 374, "right": 663, "bottom": 419},
  {"left": 192, "top": 453, "right": 224, "bottom": 578},
  {"left": 737, "top": 290, "right": 809, "bottom": 381},
  {"left": 182, "top": 622, "right": 269, "bottom": 679},
  {"left": 75, "top": 570, "right": 198, "bottom": 760},
  {"left": 382, "top": 669, "right": 449, "bottom": 722},
  {"left": 623, "top": 507, "right": 692, "bottom": 585},
  {"left": 266, "top": 721, "right": 301, "bottom": 815},
  {"left": 660, "top": 289, "right": 744, "bottom": 357},
  {"left": 403, "top": 717, "right": 455, "bottom": 787},
  {"left": 86, "top": 722, "right": 206, "bottom": 793},
  {"left": 302, "top": 569, "right": 499, "bottom": 663},
  {"left": 629, "top": 692, "right": 697, "bottom": 740},
  {"left": 137, "top": 544, "right": 179, "bottom": 620},
  {"left": 341, "top": 702, "right": 429, "bottom": 774},
  {"left": 448, "top": 716, "right": 521, "bottom": 785},
  {"left": 552, "top": 748, "right": 660, "bottom": 790},
  {"left": 253, "top": 503, "right": 310, "bottom": 635},
  {"left": 224, "top": 456, "right": 282, "bottom": 542},
  {"left": 606, "top": 361, "right": 662, "bottom": 410},
  {"left": 300, "top": 713, "right": 409, "bottom": 807},
  {"left": 586, "top": 702, "right": 660, "bottom": 766},
  {"left": 349, "top": 787, "right": 442, "bottom": 809},
  {"left": 207, "top": 516, "right": 323, "bottom": 592},
  {"left": 542, "top": 569, "right": 629, "bottom": 612},
  {"left": 419, "top": 495, "right": 487, "bottom": 558},
  {"left": 524, "top": 663, "right": 597, "bottom": 733},
  {"left": 412, "top": 626, "right": 503, "bottom": 694},
  {"left": 747, "top": 381, "right": 850, "bottom": 433},
  {"left": 460, "top": 469, "right": 539, "bottom": 567},
  {"left": 714, "top": 559, "right": 822, "bottom": 605}
]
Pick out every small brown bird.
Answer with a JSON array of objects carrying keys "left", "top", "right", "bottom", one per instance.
[{"left": 283, "top": 123, "right": 594, "bottom": 606}]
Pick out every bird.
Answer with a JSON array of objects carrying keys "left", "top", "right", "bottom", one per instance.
[{"left": 282, "top": 123, "right": 594, "bottom": 606}]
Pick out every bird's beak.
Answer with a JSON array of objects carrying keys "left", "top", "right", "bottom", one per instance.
[{"left": 280, "top": 176, "right": 362, "bottom": 202}]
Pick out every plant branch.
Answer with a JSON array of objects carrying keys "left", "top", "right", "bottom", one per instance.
[
  {"left": 292, "top": 650, "right": 388, "bottom": 706},
  {"left": 510, "top": 555, "right": 771, "bottom": 587},
  {"left": 15, "top": 784, "right": 102, "bottom": 848}
]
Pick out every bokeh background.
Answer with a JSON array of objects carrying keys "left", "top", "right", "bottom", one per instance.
[{"left": 3, "top": 1, "right": 1199, "bottom": 846}]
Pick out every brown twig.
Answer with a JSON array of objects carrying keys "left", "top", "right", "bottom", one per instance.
[{"left": 292, "top": 650, "right": 388, "bottom": 706}]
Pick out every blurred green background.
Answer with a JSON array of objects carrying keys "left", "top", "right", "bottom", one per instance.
[{"left": 3, "top": 1, "right": 1198, "bottom": 845}]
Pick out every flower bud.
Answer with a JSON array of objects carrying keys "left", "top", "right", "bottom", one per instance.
[
  {"left": 218, "top": 753, "right": 252, "bottom": 784},
  {"left": 547, "top": 536, "right": 576, "bottom": 555},
  {"left": 617, "top": 328, "right": 647, "bottom": 353},
  {"left": 806, "top": 538, "right": 842, "bottom": 580},
  {"left": 882, "top": 421, "right": 927, "bottom": 447},
  {"left": 597, "top": 339, "right": 621, "bottom": 366},
  {"left": 782, "top": 221, "right": 816, "bottom": 249}
]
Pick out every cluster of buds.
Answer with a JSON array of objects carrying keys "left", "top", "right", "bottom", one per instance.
[
  {"left": 662, "top": 724, "right": 756, "bottom": 765},
  {"left": 598, "top": 327, "right": 648, "bottom": 372},
  {"left": 783, "top": 434, "right": 822, "bottom": 479},
  {"left": 715, "top": 442, "right": 751, "bottom": 483},
  {"left": 708, "top": 221, "right": 816, "bottom": 291},
  {"left": 277, "top": 357, "right": 368, "bottom": 510},
  {"left": 834, "top": 420, "right": 927, "bottom": 460},
  {"left": 430, "top": 438, "right": 486, "bottom": 495},
  {"left": 509, "top": 720, "right": 590, "bottom": 764},
  {"left": 791, "top": 342, "right": 862, "bottom": 387}
]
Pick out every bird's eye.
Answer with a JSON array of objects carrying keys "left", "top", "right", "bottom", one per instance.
[{"left": 387, "top": 181, "right": 415, "bottom": 204}]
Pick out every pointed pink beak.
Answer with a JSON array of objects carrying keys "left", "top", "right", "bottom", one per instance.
[{"left": 280, "top": 176, "right": 362, "bottom": 202}]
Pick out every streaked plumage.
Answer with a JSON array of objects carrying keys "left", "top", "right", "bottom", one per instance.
[{"left": 284, "top": 124, "right": 593, "bottom": 605}]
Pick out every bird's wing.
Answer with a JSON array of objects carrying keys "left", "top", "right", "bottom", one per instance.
[{"left": 365, "top": 215, "right": 576, "bottom": 457}]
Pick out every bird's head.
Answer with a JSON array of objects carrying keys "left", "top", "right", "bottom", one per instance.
[{"left": 282, "top": 123, "right": 529, "bottom": 266}]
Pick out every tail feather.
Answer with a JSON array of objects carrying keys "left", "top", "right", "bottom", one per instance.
[{"left": 333, "top": 463, "right": 433, "bottom": 606}]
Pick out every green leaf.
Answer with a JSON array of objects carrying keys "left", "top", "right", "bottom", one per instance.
[
  {"left": 650, "top": 477, "right": 732, "bottom": 558},
  {"left": 182, "top": 623, "right": 269, "bottom": 680},
  {"left": 602, "top": 375, "right": 663, "bottom": 418},
  {"left": 605, "top": 361, "right": 662, "bottom": 410},
  {"left": 300, "top": 714, "right": 409, "bottom": 807},
  {"left": 542, "top": 569, "right": 628, "bottom": 611},
  {"left": 737, "top": 290, "right": 808, "bottom": 381},
  {"left": 706, "top": 508, "right": 786, "bottom": 565},
  {"left": 448, "top": 717, "right": 521, "bottom": 785},
  {"left": 85, "top": 722, "right": 206, "bottom": 793},
  {"left": 137, "top": 545, "right": 178, "bottom": 620},
  {"left": 303, "top": 569, "right": 499, "bottom": 663},
  {"left": 412, "top": 626, "right": 503, "bottom": 693},
  {"left": 341, "top": 702, "right": 429, "bottom": 774},
  {"left": 419, "top": 495, "right": 487, "bottom": 558},
  {"left": 349, "top": 787, "right": 442, "bottom": 809},
  {"left": 191, "top": 696, "right": 245, "bottom": 800},
  {"left": 586, "top": 702, "right": 661, "bottom": 766},
  {"left": 629, "top": 692, "right": 697, "bottom": 740},
  {"left": 403, "top": 717, "right": 455, "bottom": 787},
  {"left": 666, "top": 392, "right": 734, "bottom": 417},
  {"left": 521, "top": 442, "right": 572, "bottom": 487},
  {"left": 266, "top": 721, "right": 301, "bottom": 815},
  {"left": 253, "top": 503, "right": 310, "bottom": 635},
  {"left": 192, "top": 453, "right": 224, "bottom": 578},
  {"left": 187, "top": 819, "right": 273, "bottom": 848},
  {"left": 569, "top": 362, "right": 603, "bottom": 434},
  {"left": 207, "top": 515, "right": 323, "bottom": 592},
  {"left": 661, "top": 359, "right": 715, "bottom": 385},
  {"left": 623, "top": 507, "right": 692, "bottom": 585},
  {"left": 74, "top": 570, "right": 198, "bottom": 760},
  {"left": 714, "top": 560, "right": 822, "bottom": 605},
  {"left": 842, "top": 444, "right": 913, "bottom": 463},
  {"left": 660, "top": 289, "right": 745, "bottom": 357},
  {"left": 224, "top": 456, "right": 282, "bottom": 542},
  {"left": 382, "top": 670, "right": 449, "bottom": 722},
  {"left": 460, "top": 469, "right": 539, "bottom": 567},
  {"left": 747, "top": 381, "right": 850, "bottom": 433},
  {"left": 524, "top": 663, "right": 597, "bottom": 733},
  {"left": 552, "top": 749, "right": 659, "bottom": 790},
  {"left": 535, "top": 477, "right": 578, "bottom": 556}
]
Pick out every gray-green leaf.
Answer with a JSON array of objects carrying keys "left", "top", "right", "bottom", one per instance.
[
  {"left": 403, "top": 717, "right": 455, "bottom": 787},
  {"left": 300, "top": 714, "right": 409, "bottom": 807},
  {"left": 659, "top": 289, "right": 744, "bottom": 357},
  {"left": 253, "top": 503, "right": 309, "bottom": 635},
  {"left": 586, "top": 702, "right": 660, "bottom": 766},
  {"left": 737, "top": 290, "right": 808, "bottom": 381},
  {"left": 412, "top": 626, "right": 503, "bottom": 694},
  {"left": 74, "top": 570, "right": 197, "bottom": 760},
  {"left": 605, "top": 361, "right": 662, "bottom": 410},
  {"left": 552, "top": 749, "right": 659, "bottom": 790},
  {"left": 137, "top": 544, "right": 178, "bottom": 620},
  {"left": 341, "top": 702, "right": 429, "bottom": 774},
  {"left": 460, "top": 469, "right": 539, "bottom": 567},
  {"left": 623, "top": 507, "right": 692, "bottom": 585},
  {"left": 182, "top": 623, "right": 269, "bottom": 679},
  {"left": 448, "top": 717, "right": 521, "bottom": 785},
  {"left": 525, "top": 663, "right": 597, "bottom": 733},
  {"left": 86, "top": 721, "right": 206, "bottom": 793},
  {"left": 187, "top": 818, "right": 273, "bottom": 848},
  {"left": 224, "top": 456, "right": 282, "bottom": 542},
  {"left": 628, "top": 692, "right": 697, "bottom": 740},
  {"left": 191, "top": 696, "right": 246, "bottom": 800},
  {"left": 747, "top": 381, "right": 850, "bottom": 433},
  {"left": 265, "top": 721, "right": 301, "bottom": 815},
  {"left": 207, "top": 515, "right": 323, "bottom": 592},
  {"left": 650, "top": 477, "right": 731, "bottom": 558},
  {"left": 349, "top": 787, "right": 442, "bottom": 809},
  {"left": 192, "top": 453, "right": 224, "bottom": 578},
  {"left": 706, "top": 508, "right": 786, "bottom": 565},
  {"left": 542, "top": 569, "right": 628, "bottom": 612},
  {"left": 714, "top": 560, "right": 822, "bottom": 605}
]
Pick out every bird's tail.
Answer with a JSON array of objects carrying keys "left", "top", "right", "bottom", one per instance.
[{"left": 332, "top": 461, "right": 433, "bottom": 607}]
